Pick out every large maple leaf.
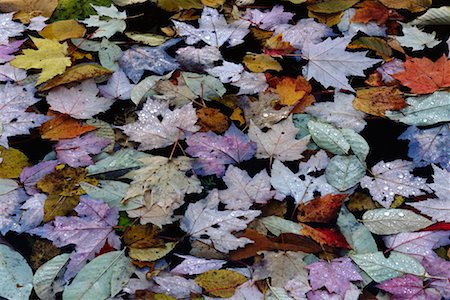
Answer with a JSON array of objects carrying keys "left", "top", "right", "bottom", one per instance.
[
  {"left": 121, "top": 97, "right": 199, "bottom": 150},
  {"left": 30, "top": 196, "right": 121, "bottom": 280},
  {"left": 185, "top": 124, "right": 256, "bottom": 177},
  {"left": 393, "top": 55, "right": 450, "bottom": 94},
  {"left": 46, "top": 79, "right": 114, "bottom": 119},
  {"left": 180, "top": 189, "right": 260, "bottom": 253},
  {"left": 10, "top": 37, "right": 71, "bottom": 85},
  {"left": 302, "top": 36, "right": 382, "bottom": 92},
  {"left": 0, "top": 83, "right": 51, "bottom": 147}
]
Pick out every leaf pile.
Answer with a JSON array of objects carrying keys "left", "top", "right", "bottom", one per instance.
[{"left": 0, "top": 0, "right": 449, "bottom": 299}]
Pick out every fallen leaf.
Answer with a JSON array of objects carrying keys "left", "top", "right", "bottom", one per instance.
[
  {"left": 353, "top": 86, "right": 406, "bottom": 117},
  {"left": 129, "top": 242, "right": 177, "bottom": 262},
  {"left": 0, "top": 146, "right": 29, "bottom": 178},
  {"left": 353, "top": 0, "right": 389, "bottom": 24},
  {"left": 0, "top": 0, "right": 58, "bottom": 23},
  {"left": 274, "top": 76, "right": 311, "bottom": 106},
  {"left": 195, "top": 270, "right": 247, "bottom": 298},
  {"left": 196, "top": 107, "right": 230, "bottom": 133},
  {"left": 307, "top": 0, "right": 359, "bottom": 14},
  {"left": 348, "top": 37, "right": 393, "bottom": 60},
  {"left": 297, "top": 194, "right": 346, "bottom": 223},
  {"left": 40, "top": 112, "right": 97, "bottom": 141},
  {"left": 39, "top": 20, "right": 86, "bottom": 41},
  {"left": 392, "top": 55, "right": 450, "bottom": 94},
  {"left": 301, "top": 224, "right": 351, "bottom": 249},
  {"left": 377, "top": 0, "right": 431, "bottom": 13},
  {"left": 243, "top": 53, "right": 282, "bottom": 73},
  {"left": 124, "top": 224, "right": 164, "bottom": 249}
]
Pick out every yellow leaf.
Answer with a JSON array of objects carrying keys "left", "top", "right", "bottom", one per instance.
[
  {"left": 201, "top": 0, "right": 225, "bottom": 7},
  {"left": 125, "top": 32, "right": 170, "bottom": 46},
  {"left": 275, "top": 77, "right": 310, "bottom": 106},
  {"left": 390, "top": 195, "right": 405, "bottom": 209},
  {"left": 347, "top": 192, "right": 379, "bottom": 212},
  {"left": 38, "top": 63, "right": 111, "bottom": 92},
  {"left": 128, "top": 242, "right": 177, "bottom": 262},
  {"left": 308, "top": 0, "right": 359, "bottom": 14},
  {"left": 0, "top": 146, "right": 29, "bottom": 178},
  {"left": 37, "top": 166, "right": 97, "bottom": 196},
  {"left": 230, "top": 107, "right": 245, "bottom": 126},
  {"left": 40, "top": 20, "right": 86, "bottom": 41},
  {"left": 151, "top": 0, "right": 203, "bottom": 12},
  {"left": 11, "top": 37, "right": 71, "bottom": 85},
  {"left": 348, "top": 37, "right": 393, "bottom": 60},
  {"left": 195, "top": 270, "right": 247, "bottom": 298},
  {"left": 243, "top": 53, "right": 282, "bottom": 73},
  {"left": 0, "top": 0, "right": 58, "bottom": 23}
]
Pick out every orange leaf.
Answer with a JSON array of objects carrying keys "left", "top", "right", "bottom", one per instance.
[
  {"left": 393, "top": 55, "right": 450, "bottom": 94},
  {"left": 40, "top": 112, "right": 97, "bottom": 140},
  {"left": 353, "top": 1, "right": 389, "bottom": 25},
  {"left": 196, "top": 107, "right": 230, "bottom": 133},
  {"left": 297, "top": 194, "right": 346, "bottom": 223},
  {"left": 274, "top": 76, "right": 312, "bottom": 106},
  {"left": 301, "top": 225, "right": 351, "bottom": 249},
  {"left": 354, "top": 86, "right": 406, "bottom": 117}
]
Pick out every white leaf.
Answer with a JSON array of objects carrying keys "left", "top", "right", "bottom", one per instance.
[
  {"left": 207, "top": 61, "right": 244, "bottom": 83},
  {"left": 81, "top": 4, "right": 126, "bottom": 39},
  {"left": 152, "top": 273, "right": 202, "bottom": 299},
  {"left": 243, "top": 5, "right": 293, "bottom": 31},
  {"left": 0, "top": 244, "right": 33, "bottom": 300},
  {"left": 265, "top": 286, "right": 295, "bottom": 300},
  {"left": 176, "top": 46, "right": 222, "bottom": 72},
  {"left": 33, "top": 253, "right": 70, "bottom": 300},
  {"left": 121, "top": 97, "right": 199, "bottom": 150},
  {"left": 124, "top": 156, "right": 202, "bottom": 227},
  {"left": 0, "top": 63, "right": 27, "bottom": 82},
  {"left": 171, "top": 254, "right": 226, "bottom": 275},
  {"left": 173, "top": 7, "right": 250, "bottom": 48},
  {"left": 360, "top": 159, "right": 431, "bottom": 208},
  {"left": 396, "top": 24, "right": 439, "bottom": 51},
  {"left": 47, "top": 79, "right": 114, "bottom": 120},
  {"left": 271, "top": 160, "right": 337, "bottom": 204},
  {"left": 383, "top": 231, "right": 450, "bottom": 262},
  {"left": 180, "top": 189, "right": 260, "bottom": 253},
  {"left": 302, "top": 37, "right": 382, "bottom": 92},
  {"left": 428, "top": 164, "right": 450, "bottom": 201},
  {"left": 0, "top": 13, "right": 25, "bottom": 45},
  {"left": 409, "top": 6, "right": 450, "bottom": 26},
  {"left": 80, "top": 180, "right": 132, "bottom": 211},
  {"left": 248, "top": 116, "right": 310, "bottom": 161},
  {"left": 98, "top": 69, "right": 134, "bottom": 100},
  {"left": 305, "top": 91, "right": 367, "bottom": 133},
  {"left": 362, "top": 208, "right": 434, "bottom": 235},
  {"left": 62, "top": 251, "right": 134, "bottom": 300},
  {"left": 219, "top": 166, "right": 274, "bottom": 210},
  {"left": 231, "top": 71, "right": 268, "bottom": 95},
  {"left": 351, "top": 251, "right": 425, "bottom": 283},
  {"left": 225, "top": 280, "right": 264, "bottom": 300}
]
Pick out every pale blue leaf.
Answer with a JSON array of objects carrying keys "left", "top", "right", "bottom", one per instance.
[
  {"left": 0, "top": 244, "right": 33, "bottom": 300},
  {"left": 307, "top": 120, "right": 350, "bottom": 155},
  {"left": 33, "top": 253, "right": 70, "bottom": 300},
  {"left": 325, "top": 155, "right": 366, "bottom": 191}
]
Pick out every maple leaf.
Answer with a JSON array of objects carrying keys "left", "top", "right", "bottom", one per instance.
[
  {"left": 0, "top": 40, "right": 25, "bottom": 63},
  {"left": 0, "top": 83, "right": 51, "bottom": 148},
  {"left": 232, "top": 71, "right": 268, "bottom": 95},
  {"left": 0, "top": 63, "right": 27, "bottom": 82},
  {"left": 173, "top": 7, "right": 250, "bottom": 48},
  {"left": 399, "top": 125, "right": 450, "bottom": 170},
  {"left": 302, "top": 36, "right": 382, "bottom": 92},
  {"left": 305, "top": 90, "right": 367, "bottom": 132},
  {"left": 397, "top": 24, "right": 439, "bottom": 51},
  {"left": 392, "top": 55, "right": 450, "bottom": 94},
  {"left": 30, "top": 196, "right": 121, "bottom": 280},
  {"left": 123, "top": 155, "right": 202, "bottom": 227},
  {"left": 306, "top": 257, "right": 362, "bottom": 295},
  {"left": 81, "top": 4, "right": 126, "bottom": 39},
  {"left": 353, "top": 86, "right": 406, "bottom": 117},
  {"left": 248, "top": 116, "right": 310, "bottom": 161},
  {"left": 175, "top": 46, "right": 222, "bottom": 73},
  {"left": 360, "top": 159, "right": 431, "bottom": 208},
  {"left": 119, "top": 39, "right": 180, "bottom": 83},
  {"left": 46, "top": 79, "right": 114, "bottom": 119},
  {"left": 409, "top": 165, "right": 450, "bottom": 222},
  {"left": 207, "top": 61, "right": 244, "bottom": 84},
  {"left": 0, "top": 13, "right": 25, "bottom": 45},
  {"left": 121, "top": 97, "right": 199, "bottom": 151},
  {"left": 243, "top": 5, "right": 294, "bottom": 31},
  {"left": 377, "top": 274, "right": 441, "bottom": 300},
  {"left": 180, "top": 189, "right": 260, "bottom": 253},
  {"left": 98, "top": 69, "right": 134, "bottom": 100},
  {"left": 55, "top": 133, "right": 110, "bottom": 168},
  {"left": 219, "top": 165, "right": 274, "bottom": 210},
  {"left": 185, "top": 124, "right": 256, "bottom": 177},
  {"left": 10, "top": 37, "right": 71, "bottom": 85}
]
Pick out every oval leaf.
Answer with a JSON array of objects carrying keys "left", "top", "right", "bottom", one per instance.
[{"left": 0, "top": 244, "right": 33, "bottom": 300}]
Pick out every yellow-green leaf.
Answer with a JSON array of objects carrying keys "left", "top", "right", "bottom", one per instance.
[{"left": 195, "top": 270, "right": 247, "bottom": 298}]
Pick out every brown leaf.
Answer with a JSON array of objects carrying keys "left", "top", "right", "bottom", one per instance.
[
  {"left": 308, "top": 11, "right": 344, "bottom": 27},
  {"left": 195, "top": 270, "right": 247, "bottom": 298},
  {"left": 40, "top": 112, "right": 97, "bottom": 141},
  {"left": 308, "top": 0, "right": 359, "bottom": 14},
  {"left": 378, "top": 0, "right": 431, "bottom": 12},
  {"left": 37, "top": 166, "right": 97, "bottom": 196},
  {"left": 30, "top": 238, "right": 61, "bottom": 270},
  {"left": 0, "top": 0, "right": 58, "bottom": 23},
  {"left": 347, "top": 192, "right": 380, "bottom": 212},
  {"left": 196, "top": 107, "right": 230, "bottom": 133},
  {"left": 354, "top": 86, "right": 406, "bottom": 117},
  {"left": 44, "top": 194, "right": 79, "bottom": 222},
  {"left": 392, "top": 55, "right": 450, "bottom": 94},
  {"left": 124, "top": 225, "right": 165, "bottom": 249},
  {"left": 353, "top": 0, "right": 389, "bottom": 24},
  {"left": 301, "top": 224, "right": 351, "bottom": 249},
  {"left": 348, "top": 37, "right": 393, "bottom": 60},
  {"left": 297, "top": 194, "right": 346, "bottom": 223},
  {"left": 229, "top": 229, "right": 274, "bottom": 261}
]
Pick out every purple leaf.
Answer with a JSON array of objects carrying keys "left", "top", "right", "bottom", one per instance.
[
  {"left": 377, "top": 274, "right": 441, "bottom": 300},
  {"left": 30, "top": 196, "right": 121, "bottom": 280},
  {"left": 423, "top": 257, "right": 450, "bottom": 298},
  {"left": 399, "top": 125, "right": 450, "bottom": 171},
  {"left": 243, "top": 5, "right": 294, "bottom": 31},
  {"left": 20, "top": 160, "right": 59, "bottom": 195},
  {"left": 185, "top": 123, "right": 256, "bottom": 177},
  {"left": 55, "top": 133, "right": 110, "bottom": 168},
  {"left": 0, "top": 40, "right": 25, "bottom": 63},
  {"left": 14, "top": 193, "right": 46, "bottom": 233},
  {"left": 120, "top": 39, "right": 180, "bottom": 83},
  {"left": 98, "top": 69, "right": 134, "bottom": 100},
  {"left": 306, "top": 257, "right": 363, "bottom": 295}
]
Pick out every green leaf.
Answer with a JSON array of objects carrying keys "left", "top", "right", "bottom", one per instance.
[
  {"left": 340, "top": 128, "right": 369, "bottom": 160},
  {"left": 33, "top": 253, "right": 71, "bottom": 300},
  {"left": 87, "top": 148, "right": 148, "bottom": 176},
  {"left": 0, "top": 244, "right": 33, "bottom": 300},
  {"left": 62, "top": 251, "right": 134, "bottom": 300},
  {"left": 307, "top": 120, "right": 350, "bottom": 155},
  {"left": 385, "top": 91, "right": 450, "bottom": 126},
  {"left": 351, "top": 251, "right": 425, "bottom": 282},
  {"left": 259, "top": 216, "right": 303, "bottom": 236},
  {"left": 52, "top": 0, "right": 113, "bottom": 21},
  {"left": 337, "top": 206, "right": 378, "bottom": 254},
  {"left": 325, "top": 155, "right": 366, "bottom": 191},
  {"left": 362, "top": 208, "right": 434, "bottom": 235},
  {"left": 181, "top": 72, "right": 226, "bottom": 101}
]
